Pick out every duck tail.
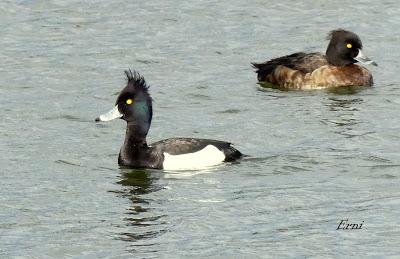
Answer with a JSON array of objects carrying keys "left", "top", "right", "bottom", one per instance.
[
  {"left": 223, "top": 146, "right": 244, "bottom": 162},
  {"left": 251, "top": 61, "right": 276, "bottom": 82},
  {"left": 253, "top": 52, "right": 311, "bottom": 82}
]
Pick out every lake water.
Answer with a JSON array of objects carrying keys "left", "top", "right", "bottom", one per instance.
[{"left": 1, "top": 0, "right": 400, "bottom": 258}]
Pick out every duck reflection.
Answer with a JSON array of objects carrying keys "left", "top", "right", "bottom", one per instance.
[
  {"left": 113, "top": 168, "right": 167, "bottom": 243},
  {"left": 326, "top": 97, "right": 363, "bottom": 112},
  {"left": 324, "top": 86, "right": 364, "bottom": 127},
  {"left": 323, "top": 96, "right": 369, "bottom": 138},
  {"left": 326, "top": 85, "right": 365, "bottom": 95},
  {"left": 325, "top": 97, "right": 362, "bottom": 124}
]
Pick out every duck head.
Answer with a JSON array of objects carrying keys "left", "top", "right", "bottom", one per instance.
[
  {"left": 326, "top": 29, "right": 377, "bottom": 67},
  {"left": 96, "top": 69, "right": 153, "bottom": 136}
]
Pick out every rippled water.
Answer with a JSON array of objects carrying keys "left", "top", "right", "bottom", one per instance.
[{"left": 2, "top": 0, "right": 400, "bottom": 258}]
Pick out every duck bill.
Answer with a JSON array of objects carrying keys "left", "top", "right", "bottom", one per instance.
[
  {"left": 95, "top": 105, "right": 122, "bottom": 122},
  {"left": 354, "top": 49, "right": 377, "bottom": 66}
]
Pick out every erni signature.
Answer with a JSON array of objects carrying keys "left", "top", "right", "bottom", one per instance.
[{"left": 337, "top": 219, "right": 364, "bottom": 230}]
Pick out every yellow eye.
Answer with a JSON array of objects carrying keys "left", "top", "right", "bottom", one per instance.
[
  {"left": 346, "top": 43, "right": 352, "bottom": 49},
  {"left": 126, "top": 99, "right": 133, "bottom": 105}
]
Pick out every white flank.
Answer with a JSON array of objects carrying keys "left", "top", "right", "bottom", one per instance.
[{"left": 162, "top": 145, "right": 225, "bottom": 170}]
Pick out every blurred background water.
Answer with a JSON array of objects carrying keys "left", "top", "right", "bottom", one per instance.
[{"left": 1, "top": 0, "right": 400, "bottom": 258}]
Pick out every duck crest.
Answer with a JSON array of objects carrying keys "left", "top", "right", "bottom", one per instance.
[{"left": 124, "top": 69, "right": 150, "bottom": 93}]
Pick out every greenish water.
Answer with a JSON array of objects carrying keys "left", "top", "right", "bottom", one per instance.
[{"left": 1, "top": 0, "right": 400, "bottom": 258}]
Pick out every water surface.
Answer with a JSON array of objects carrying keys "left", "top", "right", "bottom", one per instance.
[{"left": 1, "top": 0, "right": 400, "bottom": 258}]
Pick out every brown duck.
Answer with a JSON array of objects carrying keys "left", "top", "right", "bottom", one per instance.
[{"left": 252, "top": 29, "right": 377, "bottom": 90}]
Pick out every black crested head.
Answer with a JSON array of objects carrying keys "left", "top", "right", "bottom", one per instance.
[
  {"left": 326, "top": 29, "right": 363, "bottom": 66},
  {"left": 116, "top": 69, "right": 153, "bottom": 134}
]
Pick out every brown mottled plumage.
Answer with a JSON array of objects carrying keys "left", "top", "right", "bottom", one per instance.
[
  {"left": 268, "top": 64, "right": 373, "bottom": 90},
  {"left": 252, "top": 29, "right": 376, "bottom": 90}
]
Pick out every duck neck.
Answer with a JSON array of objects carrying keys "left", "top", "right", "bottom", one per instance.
[{"left": 119, "top": 122, "right": 149, "bottom": 165}]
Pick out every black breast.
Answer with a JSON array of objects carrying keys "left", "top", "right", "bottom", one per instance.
[{"left": 118, "top": 145, "right": 164, "bottom": 169}]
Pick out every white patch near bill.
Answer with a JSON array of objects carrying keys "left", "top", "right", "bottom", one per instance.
[{"left": 162, "top": 145, "right": 225, "bottom": 170}]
